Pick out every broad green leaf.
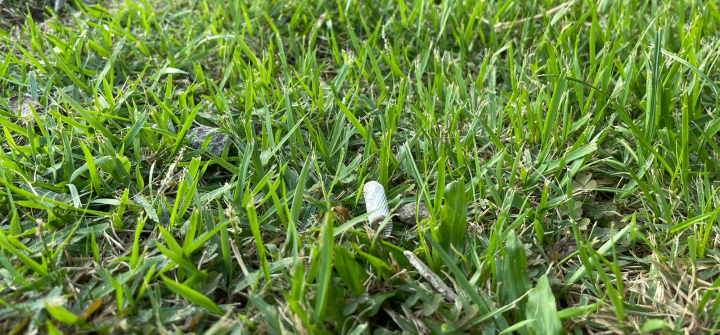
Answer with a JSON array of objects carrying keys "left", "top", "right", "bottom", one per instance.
[
  {"left": 526, "top": 276, "right": 562, "bottom": 335},
  {"left": 44, "top": 303, "right": 79, "bottom": 325},
  {"left": 437, "top": 179, "right": 467, "bottom": 254},
  {"left": 501, "top": 230, "right": 531, "bottom": 318},
  {"left": 334, "top": 244, "right": 366, "bottom": 296},
  {"left": 161, "top": 275, "right": 223, "bottom": 315},
  {"left": 314, "top": 212, "right": 334, "bottom": 321}
]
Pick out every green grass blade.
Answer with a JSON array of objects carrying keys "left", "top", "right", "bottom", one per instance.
[{"left": 161, "top": 275, "right": 223, "bottom": 315}]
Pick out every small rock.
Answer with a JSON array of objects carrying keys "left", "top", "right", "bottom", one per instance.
[
  {"left": 549, "top": 237, "right": 578, "bottom": 261},
  {"left": 7, "top": 95, "right": 44, "bottom": 125},
  {"left": 185, "top": 125, "right": 228, "bottom": 156},
  {"left": 396, "top": 202, "right": 430, "bottom": 224}
]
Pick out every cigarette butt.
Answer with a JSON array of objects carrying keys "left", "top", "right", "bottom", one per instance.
[
  {"left": 55, "top": 0, "right": 66, "bottom": 13},
  {"left": 363, "top": 181, "right": 392, "bottom": 237}
]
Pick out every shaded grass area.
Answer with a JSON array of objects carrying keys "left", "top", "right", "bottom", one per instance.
[
  {"left": 2, "top": 0, "right": 720, "bottom": 334},
  {"left": 0, "top": 1, "right": 52, "bottom": 29}
]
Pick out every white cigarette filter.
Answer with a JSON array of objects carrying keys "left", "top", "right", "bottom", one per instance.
[{"left": 363, "top": 181, "right": 392, "bottom": 236}]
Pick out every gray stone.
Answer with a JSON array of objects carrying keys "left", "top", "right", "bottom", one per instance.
[
  {"left": 396, "top": 202, "right": 430, "bottom": 224},
  {"left": 7, "top": 95, "right": 44, "bottom": 125},
  {"left": 185, "top": 125, "right": 228, "bottom": 156}
]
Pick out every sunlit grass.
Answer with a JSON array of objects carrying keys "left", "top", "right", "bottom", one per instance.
[{"left": 1, "top": 0, "right": 720, "bottom": 334}]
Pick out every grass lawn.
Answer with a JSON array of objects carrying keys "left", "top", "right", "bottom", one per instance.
[{"left": 2, "top": 0, "right": 720, "bottom": 334}]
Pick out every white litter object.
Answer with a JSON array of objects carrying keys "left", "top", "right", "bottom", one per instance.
[
  {"left": 363, "top": 181, "right": 391, "bottom": 236},
  {"left": 55, "top": 0, "right": 66, "bottom": 12}
]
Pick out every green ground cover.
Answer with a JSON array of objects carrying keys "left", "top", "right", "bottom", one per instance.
[{"left": 2, "top": 0, "right": 720, "bottom": 333}]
